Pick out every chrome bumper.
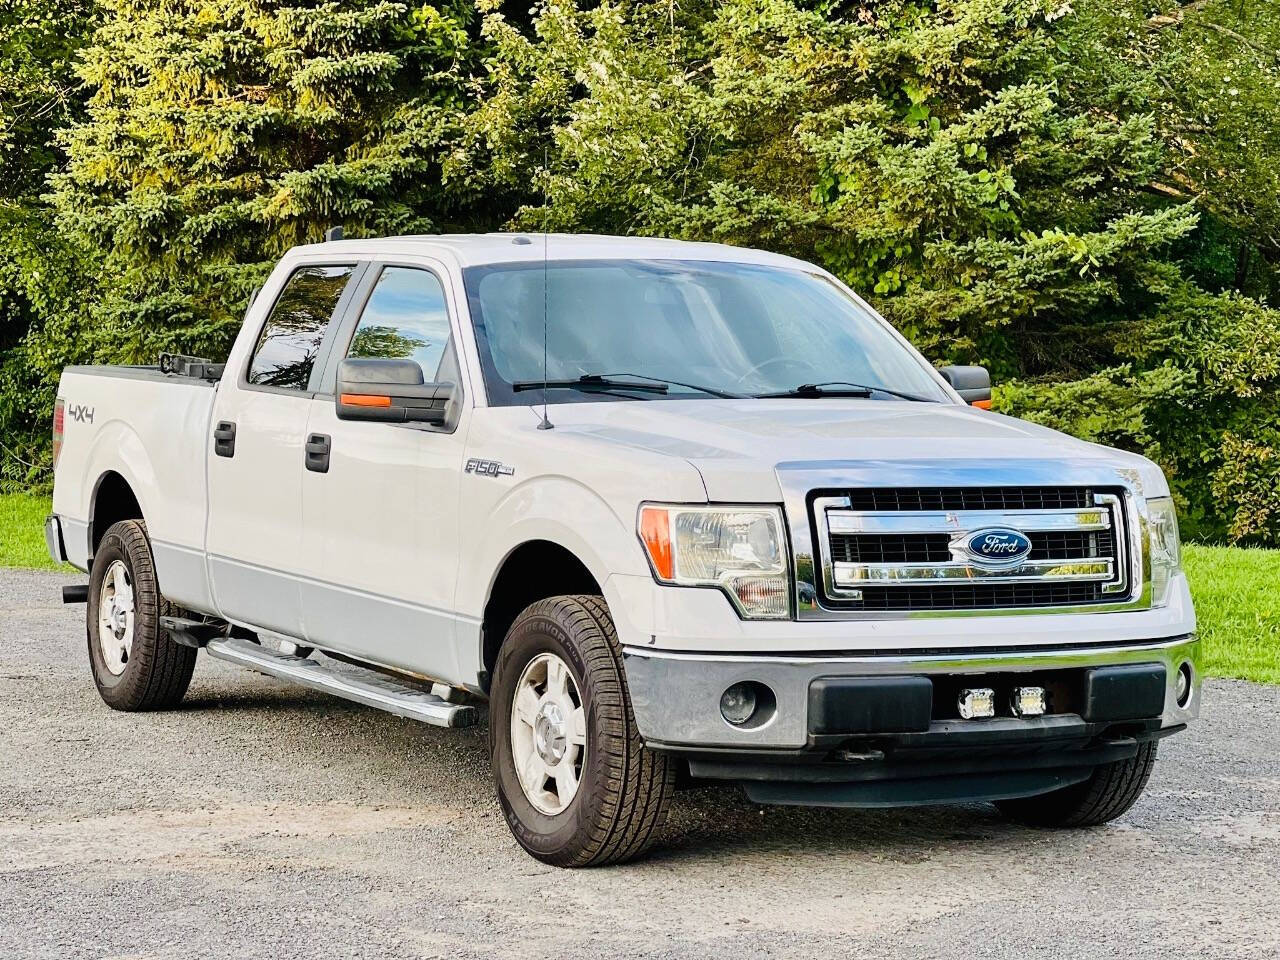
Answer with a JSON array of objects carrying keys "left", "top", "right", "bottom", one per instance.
[{"left": 623, "top": 635, "right": 1201, "bottom": 751}]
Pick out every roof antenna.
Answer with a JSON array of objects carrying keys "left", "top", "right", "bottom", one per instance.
[{"left": 537, "top": 146, "right": 554, "bottom": 430}]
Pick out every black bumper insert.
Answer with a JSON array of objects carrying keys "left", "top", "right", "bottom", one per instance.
[{"left": 808, "top": 675, "right": 933, "bottom": 734}]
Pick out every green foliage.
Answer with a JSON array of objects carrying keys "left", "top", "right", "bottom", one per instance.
[
  {"left": 0, "top": 0, "right": 96, "bottom": 491},
  {"left": 0, "top": 0, "right": 1278, "bottom": 543},
  {"left": 43, "top": 0, "right": 487, "bottom": 368},
  {"left": 453, "top": 0, "right": 1280, "bottom": 541}
]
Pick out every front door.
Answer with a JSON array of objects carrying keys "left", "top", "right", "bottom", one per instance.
[
  {"left": 206, "top": 262, "right": 361, "bottom": 637},
  {"left": 298, "top": 263, "right": 469, "bottom": 682}
]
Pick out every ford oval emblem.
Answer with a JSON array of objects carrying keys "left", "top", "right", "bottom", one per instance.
[{"left": 963, "top": 527, "right": 1033, "bottom": 568}]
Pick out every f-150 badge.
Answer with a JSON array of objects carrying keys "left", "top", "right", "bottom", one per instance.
[{"left": 465, "top": 458, "right": 515, "bottom": 478}]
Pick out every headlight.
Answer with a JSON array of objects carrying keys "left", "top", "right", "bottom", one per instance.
[
  {"left": 1147, "top": 496, "right": 1181, "bottom": 607},
  {"left": 638, "top": 504, "right": 791, "bottom": 619}
]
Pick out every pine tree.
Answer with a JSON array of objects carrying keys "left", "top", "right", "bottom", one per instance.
[{"left": 49, "top": 0, "right": 486, "bottom": 363}]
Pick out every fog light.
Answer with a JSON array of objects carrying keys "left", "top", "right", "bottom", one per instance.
[
  {"left": 720, "top": 683, "right": 758, "bottom": 726},
  {"left": 1010, "top": 686, "right": 1047, "bottom": 718},
  {"left": 1176, "top": 662, "right": 1193, "bottom": 707},
  {"left": 958, "top": 687, "right": 995, "bottom": 720}
]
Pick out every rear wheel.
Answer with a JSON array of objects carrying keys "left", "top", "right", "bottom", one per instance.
[
  {"left": 490, "top": 595, "right": 675, "bottom": 867},
  {"left": 87, "top": 520, "right": 197, "bottom": 711},
  {"left": 996, "top": 741, "right": 1158, "bottom": 827}
]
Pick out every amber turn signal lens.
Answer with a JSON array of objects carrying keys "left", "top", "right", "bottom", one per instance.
[
  {"left": 970, "top": 398, "right": 992, "bottom": 410},
  {"left": 340, "top": 393, "right": 392, "bottom": 407},
  {"left": 639, "top": 506, "right": 674, "bottom": 580}
]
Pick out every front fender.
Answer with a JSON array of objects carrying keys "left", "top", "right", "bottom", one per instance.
[{"left": 455, "top": 474, "right": 649, "bottom": 622}]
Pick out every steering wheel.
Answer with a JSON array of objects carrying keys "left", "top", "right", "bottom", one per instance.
[{"left": 733, "top": 356, "right": 818, "bottom": 391}]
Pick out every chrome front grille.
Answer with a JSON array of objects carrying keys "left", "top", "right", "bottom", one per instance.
[{"left": 813, "top": 488, "right": 1131, "bottom": 612}]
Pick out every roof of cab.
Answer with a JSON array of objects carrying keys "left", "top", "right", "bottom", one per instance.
[{"left": 284, "top": 232, "right": 815, "bottom": 271}]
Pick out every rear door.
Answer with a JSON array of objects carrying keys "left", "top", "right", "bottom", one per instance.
[
  {"left": 206, "top": 261, "right": 365, "bottom": 636},
  {"left": 297, "top": 261, "right": 470, "bottom": 680}
]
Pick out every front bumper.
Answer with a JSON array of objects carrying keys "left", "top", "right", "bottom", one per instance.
[
  {"left": 624, "top": 635, "right": 1199, "bottom": 805},
  {"left": 619, "top": 634, "right": 1198, "bottom": 757}
]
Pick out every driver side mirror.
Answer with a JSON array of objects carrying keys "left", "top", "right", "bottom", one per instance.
[
  {"left": 336, "top": 358, "right": 453, "bottom": 425},
  {"left": 939, "top": 365, "right": 992, "bottom": 409}
]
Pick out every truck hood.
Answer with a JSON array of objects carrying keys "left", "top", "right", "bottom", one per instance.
[{"left": 541, "top": 399, "right": 1168, "bottom": 501}]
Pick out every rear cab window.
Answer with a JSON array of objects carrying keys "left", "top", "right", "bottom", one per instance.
[{"left": 247, "top": 265, "right": 356, "bottom": 390}]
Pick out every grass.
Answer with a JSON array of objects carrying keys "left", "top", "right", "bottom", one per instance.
[
  {"left": 0, "top": 492, "right": 67, "bottom": 570},
  {"left": 1183, "top": 544, "right": 1280, "bottom": 685},
  {"left": 2, "top": 494, "right": 1276, "bottom": 682}
]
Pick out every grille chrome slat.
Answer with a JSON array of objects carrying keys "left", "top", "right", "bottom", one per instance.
[
  {"left": 827, "top": 508, "right": 1111, "bottom": 535},
  {"left": 814, "top": 487, "right": 1132, "bottom": 613},
  {"left": 832, "top": 557, "right": 1115, "bottom": 586}
]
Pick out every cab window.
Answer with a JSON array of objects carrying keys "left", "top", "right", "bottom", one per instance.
[
  {"left": 346, "top": 267, "right": 452, "bottom": 380},
  {"left": 247, "top": 265, "right": 355, "bottom": 390}
]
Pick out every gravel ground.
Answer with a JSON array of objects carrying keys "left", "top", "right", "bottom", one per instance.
[{"left": 2, "top": 566, "right": 1278, "bottom": 960}]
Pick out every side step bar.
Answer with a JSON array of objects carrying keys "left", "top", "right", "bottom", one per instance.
[{"left": 205, "top": 637, "right": 478, "bottom": 728}]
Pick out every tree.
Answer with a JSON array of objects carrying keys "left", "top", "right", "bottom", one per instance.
[
  {"left": 45, "top": 0, "right": 487, "bottom": 367},
  {"left": 0, "top": 0, "right": 95, "bottom": 490},
  {"left": 453, "top": 0, "right": 1280, "bottom": 541}
]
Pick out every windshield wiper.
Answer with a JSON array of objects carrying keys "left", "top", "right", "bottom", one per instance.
[
  {"left": 754, "top": 381, "right": 935, "bottom": 402},
  {"left": 592, "top": 372, "right": 746, "bottom": 399},
  {"left": 511, "top": 375, "right": 669, "bottom": 395}
]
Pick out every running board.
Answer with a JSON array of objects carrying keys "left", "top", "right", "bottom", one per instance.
[{"left": 204, "top": 637, "right": 478, "bottom": 728}]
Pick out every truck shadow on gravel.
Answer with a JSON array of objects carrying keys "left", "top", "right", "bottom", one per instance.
[{"left": 178, "top": 680, "right": 1057, "bottom": 864}]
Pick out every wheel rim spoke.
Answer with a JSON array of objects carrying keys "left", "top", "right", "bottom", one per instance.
[
  {"left": 520, "top": 751, "right": 546, "bottom": 794},
  {"left": 546, "top": 658, "right": 569, "bottom": 697},
  {"left": 552, "top": 763, "right": 577, "bottom": 800},
  {"left": 514, "top": 685, "right": 540, "bottom": 727},
  {"left": 569, "top": 706, "right": 587, "bottom": 747}
]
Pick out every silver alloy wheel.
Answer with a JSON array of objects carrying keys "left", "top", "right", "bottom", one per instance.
[
  {"left": 510, "top": 652, "right": 588, "bottom": 816},
  {"left": 97, "top": 559, "right": 135, "bottom": 676}
]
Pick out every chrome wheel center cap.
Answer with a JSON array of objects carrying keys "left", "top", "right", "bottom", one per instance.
[
  {"left": 533, "top": 701, "right": 568, "bottom": 765},
  {"left": 110, "top": 601, "right": 128, "bottom": 637}
]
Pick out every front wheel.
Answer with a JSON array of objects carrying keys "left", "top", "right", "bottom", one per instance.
[
  {"left": 87, "top": 519, "right": 197, "bottom": 711},
  {"left": 996, "top": 741, "right": 1158, "bottom": 827},
  {"left": 490, "top": 595, "right": 675, "bottom": 867}
]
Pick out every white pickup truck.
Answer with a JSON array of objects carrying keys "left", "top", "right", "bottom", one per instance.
[{"left": 47, "top": 234, "right": 1199, "bottom": 866}]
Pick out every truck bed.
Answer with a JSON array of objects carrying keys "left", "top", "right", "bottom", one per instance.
[{"left": 51, "top": 365, "right": 219, "bottom": 611}]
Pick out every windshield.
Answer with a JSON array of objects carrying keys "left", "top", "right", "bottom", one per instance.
[{"left": 462, "top": 259, "right": 952, "bottom": 405}]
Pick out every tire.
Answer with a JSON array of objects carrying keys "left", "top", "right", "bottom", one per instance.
[
  {"left": 996, "top": 741, "right": 1158, "bottom": 827},
  {"left": 490, "top": 595, "right": 675, "bottom": 867},
  {"left": 87, "top": 519, "right": 197, "bottom": 711}
]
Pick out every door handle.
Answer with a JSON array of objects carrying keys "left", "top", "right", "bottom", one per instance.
[
  {"left": 305, "top": 433, "right": 331, "bottom": 474},
  {"left": 214, "top": 421, "right": 236, "bottom": 458}
]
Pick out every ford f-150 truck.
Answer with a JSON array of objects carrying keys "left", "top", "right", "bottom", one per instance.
[{"left": 46, "top": 234, "right": 1199, "bottom": 866}]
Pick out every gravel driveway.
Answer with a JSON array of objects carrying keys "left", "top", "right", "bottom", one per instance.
[{"left": 2, "top": 567, "right": 1277, "bottom": 959}]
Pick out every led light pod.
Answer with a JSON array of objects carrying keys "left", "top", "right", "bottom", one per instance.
[
  {"left": 958, "top": 687, "right": 996, "bottom": 720},
  {"left": 1010, "top": 686, "right": 1047, "bottom": 718}
]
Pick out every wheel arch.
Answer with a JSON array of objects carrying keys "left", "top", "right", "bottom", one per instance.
[
  {"left": 480, "top": 539, "right": 603, "bottom": 688},
  {"left": 89, "top": 470, "right": 145, "bottom": 560}
]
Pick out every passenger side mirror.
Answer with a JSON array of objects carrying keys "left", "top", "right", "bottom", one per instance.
[
  {"left": 938, "top": 365, "right": 992, "bottom": 409},
  {"left": 336, "top": 358, "right": 452, "bottom": 425}
]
